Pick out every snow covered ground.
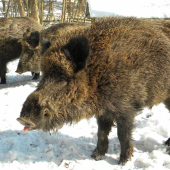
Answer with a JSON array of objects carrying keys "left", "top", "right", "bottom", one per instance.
[
  {"left": 1, "top": 59, "right": 170, "bottom": 170},
  {"left": 1, "top": 0, "right": 170, "bottom": 169}
]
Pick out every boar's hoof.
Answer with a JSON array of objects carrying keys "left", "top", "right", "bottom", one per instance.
[
  {"left": 0, "top": 80, "right": 6, "bottom": 84},
  {"left": 165, "top": 138, "right": 170, "bottom": 154},
  {"left": 32, "top": 72, "right": 40, "bottom": 80},
  {"left": 165, "top": 138, "right": 170, "bottom": 146},
  {"left": 118, "top": 156, "right": 131, "bottom": 165},
  {"left": 166, "top": 147, "right": 170, "bottom": 154},
  {"left": 118, "top": 150, "right": 133, "bottom": 165},
  {"left": 0, "top": 77, "right": 6, "bottom": 84},
  {"left": 91, "top": 148, "right": 105, "bottom": 161}
]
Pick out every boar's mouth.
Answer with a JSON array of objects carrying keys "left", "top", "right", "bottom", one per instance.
[{"left": 17, "top": 117, "right": 36, "bottom": 132}]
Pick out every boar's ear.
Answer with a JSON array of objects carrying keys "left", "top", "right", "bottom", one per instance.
[
  {"left": 64, "top": 35, "right": 90, "bottom": 73},
  {"left": 27, "top": 31, "right": 40, "bottom": 48},
  {"left": 41, "top": 39, "right": 51, "bottom": 55}
]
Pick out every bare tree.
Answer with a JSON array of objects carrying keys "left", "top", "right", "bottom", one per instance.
[
  {"left": 17, "top": 0, "right": 25, "bottom": 16},
  {"left": 61, "top": 0, "right": 66, "bottom": 23},
  {"left": 30, "top": 0, "right": 40, "bottom": 22},
  {"left": 39, "top": 0, "right": 43, "bottom": 24},
  {"left": 6, "top": 0, "right": 11, "bottom": 17},
  {"left": 2, "top": 0, "right": 7, "bottom": 12}
]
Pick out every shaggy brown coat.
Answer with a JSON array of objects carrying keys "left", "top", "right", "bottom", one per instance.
[
  {"left": 17, "top": 17, "right": 170, "bottom": 164},
  {"left": 0, "top": 17, "right": 44, "bottom": 39}
]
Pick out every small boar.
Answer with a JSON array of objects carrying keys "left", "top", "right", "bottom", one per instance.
[
  {"left": 17, "top": 17, "right": 170, "bottom": 164},
  {"left": 0, "top": 17, "right": 44, "bottom": 84},
  {"left": 16, "top": 23, "right": 89, "bottom": 79}
]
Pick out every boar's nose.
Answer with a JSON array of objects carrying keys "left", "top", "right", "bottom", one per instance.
[
  {"left": 17, "top": 117, "right": 35, "bottom": 128},
  {"left": 16, "top": 62, "right": 24, "bottom": 74},
  {"left": 15, "top": 67, "right": 23, "bottom": 74},
  {"left": 15, "top": 70, "right": 22, "bottom": 74}
]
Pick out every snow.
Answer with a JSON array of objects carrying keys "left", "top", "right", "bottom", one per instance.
[
  {"left": 88, "top": 0, "right": 170, "bottom": 18},
  {"left": 1, "top": 57, "right": 170, "bottom": 170},
  {"left": 1, "top": 0, "right": 170, "bottom": 169}
]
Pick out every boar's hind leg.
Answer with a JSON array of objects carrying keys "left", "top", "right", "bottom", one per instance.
[
  {"left": 0, "top": 61, "right": 7, "bottom": 84},
  {"left": 116, "top": 114, "right": 134, "bottom": 164},
  {"left": 91, "top": 115, "right": 113, "bottom": 160},
  {"left": 164, "top": 98, "right": 170, "bottom": 112},
  {"left": 164, "top": 98, "right": 170, "bottom": 150}
]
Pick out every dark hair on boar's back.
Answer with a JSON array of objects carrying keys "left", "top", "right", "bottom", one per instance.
[{"left": 17, "top": 17, "right": 170, "bottom": 165}]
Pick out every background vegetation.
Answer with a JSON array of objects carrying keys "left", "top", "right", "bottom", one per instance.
[{"left": 0, "top": 0, "right": 92, "bottom": 26}]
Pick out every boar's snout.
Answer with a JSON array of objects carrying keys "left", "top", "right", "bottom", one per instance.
[
  {"left": 16, "top": 62, "right": 24, "bottom": 74},
  {"left": 15, "top": 70, "right": 22, "bottom": 74},
  {"left": 17, "top": 117, "right": 35, "bottom": 131}
]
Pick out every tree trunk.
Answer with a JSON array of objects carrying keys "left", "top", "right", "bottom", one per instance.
[
  {"left": 17, "top": 0, "right": 25, "bottom": 17},
  {"left": 28, "top": 0, "right": 31, "bottom": 17},
  {"left": 61, "top": 0, "right": 66, "bottom": 23},
  {"left": 30, "top": 0, "right": 40, "bottom": 22},
  {"left": 6, "top": 0, "right": 11, "bottom": 17},
  {"left": 39, "top": 0, "right": 43, "bottom": 25},
  {"left": 2, "top": 0, "right": 7, "bottom": 12},
  {"left": 68, "top": 0, "right": 71, "bottom": 23}
]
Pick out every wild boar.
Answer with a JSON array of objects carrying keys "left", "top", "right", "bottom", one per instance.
[
  {"left": 0, "top": 37, "right": 22, "bottom": 84},
  {"left": 17, "top": 17, "right": 170, "bottom": 164},
  {"left": 0, "top": 17, "right": 44, "bottom": 84},
  {"left": 16, "top": 22, "right": 89, "bottom": 80}
]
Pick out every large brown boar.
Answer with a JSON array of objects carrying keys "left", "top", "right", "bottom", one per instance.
[
  {"left": 17, "top": 17, "right": 170, "bottom": 164},
  {"left": 16, "top": 23, "right": 89, "bottom": 79},
  {"left": 0, "top": 17, "right": 44, "bottom": 84}
]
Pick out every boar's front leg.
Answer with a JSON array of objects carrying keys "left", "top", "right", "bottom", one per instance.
[
  {"left": 31, "top": 72, "right": 40, "bottom": 80},
  {"left": 91, "top": 115, "right": 113, "bottom": 160},
  {"left": 116, "top": 114, "right": 134, "bottom": 164}
]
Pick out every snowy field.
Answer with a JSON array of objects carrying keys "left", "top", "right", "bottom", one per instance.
[
  {"left": 1, "top": 0, "right": 170, "bottom": 170},
  {"left": 1, "top": 60, "right": 170, "bottom": 170}
]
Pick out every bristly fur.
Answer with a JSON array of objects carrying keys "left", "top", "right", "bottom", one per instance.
[
  {"left": 0, "top": 17, "right": 44, "bottom": 83},
  {"left": 16, "top": 22, "right": 89, "bottom": 75},
  {"left": 18, "top": 17, "right": 170, "bottom": 164}
]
